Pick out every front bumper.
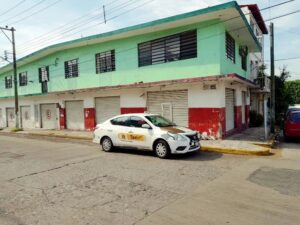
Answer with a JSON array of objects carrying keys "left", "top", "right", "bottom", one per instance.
[{"left": 168, "top": 139, "right": 201, "bottom": 154}]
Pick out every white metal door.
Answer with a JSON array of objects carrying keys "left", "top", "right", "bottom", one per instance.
[
  {"left": 225, "top": 88, "right": 235, "bottom": 131},
  {"left": 0, "top": 109, "right": 4, "bottom": 128},
  {"left": 95, "top": 96, "right": 120, "bottom": 124},
  {"left": 65, "top": 101, "right": 84, "bottom": 130},
  {"left": 6, "top": 108, "right": 15, "bottom": 128},
  {"left": 20, "top": 106, "right": 32, "bottom": 128},
  {"left": 147, "top": 90, "right": 188, "bottom": 127},
  {"left": 242, "top": 91, "right": 246, "bottom": 125},
  {"left": 41, "top": 104, "right": 58, "bottom": 129}
]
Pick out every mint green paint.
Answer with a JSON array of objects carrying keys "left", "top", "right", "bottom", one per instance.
[{"left": 0, "top": 11, "right": 258, "bottom": 99}]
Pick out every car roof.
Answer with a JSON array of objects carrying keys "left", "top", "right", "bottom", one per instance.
[{"left": 115, "top": 113, "right": 159, "bottom": 117}]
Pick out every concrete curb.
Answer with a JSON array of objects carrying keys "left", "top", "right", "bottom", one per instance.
[
  {"left": 201, "top": 145, "right": 271, "bottom": 156},
  {"left": 1, "top": 131, "right": 271, "bottom": 156}
]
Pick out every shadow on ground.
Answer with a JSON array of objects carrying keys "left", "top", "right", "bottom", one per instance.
[{"left": 111, "top": 148, "right": 223, "bottom": 161}]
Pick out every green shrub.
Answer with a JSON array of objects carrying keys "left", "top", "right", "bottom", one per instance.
[
  {"left": 11, "top": 128, "right": 24, "bottom": 132},
  {"left": 249, "top": 110, "right": 264, "bottom": 127}
]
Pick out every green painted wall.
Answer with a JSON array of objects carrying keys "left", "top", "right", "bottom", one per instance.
[{"left": 0, "top": 19, "right": 251, "bottom": 98}]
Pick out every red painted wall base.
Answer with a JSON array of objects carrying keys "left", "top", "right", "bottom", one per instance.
[
  {"left": 121, "top": 107, "right": 147, "bottom": 114},
  {"left": 59, "top": 108, "right": 66, "bottom": 129},
  {"left": 189, "top": 108, "right": 225, "bottom": 139},
  {"left": 84, "top": 108, "right": 96, "bottom": 131},
  {"left": 234, "top": 106, "right": 243, "bottom": 130}
]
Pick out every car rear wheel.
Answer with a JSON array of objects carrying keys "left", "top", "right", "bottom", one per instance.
[
  {"left": 101, "top": 137, "right": 114, "bottom": 152},
  {"left": 154, "top": 140, "right": 170, "bottom": 159}
]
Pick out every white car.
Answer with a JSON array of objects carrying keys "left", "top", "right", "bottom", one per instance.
[{"left": 93, "top": 113, "right": 201, "bottom": 159}]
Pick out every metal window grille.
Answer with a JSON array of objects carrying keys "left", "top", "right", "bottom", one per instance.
[
  {"left": 64, "top": 59, "right": 79, "bottom": 78},
  {"left": 138, "top": 30, "right": 197, "bottom": 67},
  {"left": 39, "top": 66, "right": 50, "bottom": 82},
  {"left": 95, "top": 50, "right": 115, "bottom": 74},
  {"left": 226, "top": 32, "right": 235, "bottom": 63},
  {"left": 19, "top": 72, "right": 28, "bottom": 86},
  {"left": 5, "top": 76, "right": 13, "bottom": 89}
]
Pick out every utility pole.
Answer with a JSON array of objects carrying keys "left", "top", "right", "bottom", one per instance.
[
  {"left": 0, "top": 26, "right": 19, "bottom": 128},
  {"left": 270, "top": 22, "right": 275, "bottom": 133}
]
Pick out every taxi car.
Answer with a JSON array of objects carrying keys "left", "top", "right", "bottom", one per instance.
[{"left": 93, "top": 113, "right": 201, "bottom": 159}]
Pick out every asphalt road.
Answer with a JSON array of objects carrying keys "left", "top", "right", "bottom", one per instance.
[{"left": 0, "top": 135, "right": 247, "bottom": 225}]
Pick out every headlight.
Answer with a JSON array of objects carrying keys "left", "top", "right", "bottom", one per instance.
[
  {"left": 167, "top": 132, "right": 186, "bottom": 141},
  {"left": 197, "top": 132, "right": 201, "bottom": 140}
]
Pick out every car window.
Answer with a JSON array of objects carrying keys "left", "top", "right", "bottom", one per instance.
[
  {"left": 290, "top": 113, "right": 300, "bottom": 123},
  {"left": 129, "top": 116, "right": 148, "bottom": 128},
  {"left": 145, "top": 115, "right": 175, "bottom": 127},
  {"left": 110, "top": 116, "right": 130, "bottom": 126}
]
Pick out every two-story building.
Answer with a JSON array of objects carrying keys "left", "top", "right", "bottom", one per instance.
[{"left": 0, "top": 1, "right": 268, "bottom": 138}]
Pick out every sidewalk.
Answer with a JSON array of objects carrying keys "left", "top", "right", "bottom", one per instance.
[{"left": 0, "top": 127, "right": 271, "bottom": 156}]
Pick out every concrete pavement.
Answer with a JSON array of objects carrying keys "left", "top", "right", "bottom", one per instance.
[
  {"left": 136, "top": 142, "right": 300, "bottom": 225},
  {"left": 0, "top": 127, "right": 272, "bottom": 155}
]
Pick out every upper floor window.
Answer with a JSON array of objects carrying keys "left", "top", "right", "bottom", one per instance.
[
  {"left": 138, "top": 30, "right": 197, "bottom": 67},
  {"left": 64, "top": 59, "right": 79, "bottom": 78},
  {"left": 19, "top": 72, "right": 28, "bottom": 86},
  {"left": 95, "top": 50, "right": 115, "bottom": 74},
  {"left": 39, "top": 66, "right": 50, "bottom": 82},
  {"left": 226, "top": 32, "right": 235, "bottom": 63},
  {"left": 239, "top": 46, "right": 248, "bottom": 71},
  {"left": 5, "top": 75, "right": 12, "bottom": 89}
]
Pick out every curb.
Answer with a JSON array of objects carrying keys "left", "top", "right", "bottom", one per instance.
[
  {"left": 0, "top": 131, "right": 92, "bottom": 141},
  {"left": 1, "top": 131, "right": 271, "bottom": 156},
  {"left": 201, "top": 145, "right": 271, "bottom": 156}
]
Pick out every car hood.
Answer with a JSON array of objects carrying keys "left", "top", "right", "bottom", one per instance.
[{"left": 160, "top": 126, "right": 195, "bottom": 134}]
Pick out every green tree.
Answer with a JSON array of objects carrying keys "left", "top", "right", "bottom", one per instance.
[
  {"left": 275, "top": 66, "right": 290, "bottom": 126},
  {"left": 285, "top": 80, "right": 300, "bottom": 105}
]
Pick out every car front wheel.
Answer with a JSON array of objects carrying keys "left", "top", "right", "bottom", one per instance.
[
  {"left": 101, "top": 137, "right": 114, "bottom": 152},
  {"left": 154, "top": 140, "right": 170, "bottom": 159}
]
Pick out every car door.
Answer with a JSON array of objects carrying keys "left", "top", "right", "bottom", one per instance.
[
  {"left": 110, "top": 116, "right": 132, "bottom": 147},
  {"left": 127, "top": 116, "right": 154, "bottom": 149}
]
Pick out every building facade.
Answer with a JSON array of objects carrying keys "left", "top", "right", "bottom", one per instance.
[{"left": 0, "top": 1, "right": 268, "bottom": 138}]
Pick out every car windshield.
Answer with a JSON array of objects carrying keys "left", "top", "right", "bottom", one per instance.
[
  {"left": 145, "top": 115, "right": 176, "bottom": 127},
  {"left": 290, "top": 112, "right": 300, "bottom": 123}
]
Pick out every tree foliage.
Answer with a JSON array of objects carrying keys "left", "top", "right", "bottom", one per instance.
[{"left": 284, "top": 80, "right": 300, "bottom": 105}]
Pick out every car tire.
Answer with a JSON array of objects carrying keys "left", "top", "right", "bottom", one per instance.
[
  {"left": 101, "top": 137, "right": 114, "bottom": 152},
  {"left": 154, "top": 140, "right": 170, "bottom": 159}
]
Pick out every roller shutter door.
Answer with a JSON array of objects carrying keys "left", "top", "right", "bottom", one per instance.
[
  {"left": 147, "top": 90, "right": 188, "bottom": 127},
  {"left": 20, "top": 106, "right": 32, "bottom": 128},
  {"left": 65, "top": 101, "right": 84, "bottom": 130},
  {"left": 0, "top": 109, "right": 4, "bottom": 128},
  {"left": 41, "top": 104, "right": 58, "bottom": 129},
  {"left": 6, "top": 107, "right": 15, "bottom": 128},
  {"left": 95, "top": 96, "right": 120, "bottom": 124},
  {"left": 225, "top": 88, "right": 235, "bottom": 131}
]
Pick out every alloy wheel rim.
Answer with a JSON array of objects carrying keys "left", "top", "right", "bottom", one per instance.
[
  {"left": 156, "top": 143, "right": 166, "bottom": 157},
  {"left": 103, "top": 139, "right": 111, "bottom": 151}
]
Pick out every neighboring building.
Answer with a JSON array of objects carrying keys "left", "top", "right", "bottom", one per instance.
[{"left": 0, "top": 1, "right": 268, "bottom": 138}]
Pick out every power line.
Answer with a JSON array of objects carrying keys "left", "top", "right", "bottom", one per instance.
[
  {"left": 7, "top": 0, "right": 63, "bottom": 26},
  {"left": 0, "top": 0, "right": 47, "bottom": 24},
  {"left": 17, "top": 0, "right": 151, "bottom": 54},
  {"left": 16, "top": 0, "right": 288, "bottom": 55},
  {"left": 0, "top": 0, "right": 27, "bottom": 18}
]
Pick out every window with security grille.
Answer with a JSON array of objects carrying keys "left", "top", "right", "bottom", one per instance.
[
  {"left": 39, "top": 66, "right": 50, "bottom": 82},
  {"left": 226, "top": 32, "right": 235, "bottom": 63},
  {"left": 19, "top": 72, "right": 28, "bottom": 86},
  {"left": 5, "top": 76, "right": 12, "bottom": 89},
  {"left": 64, "top": 59, "right": 79, "bottom": 78},
  {"left": 138, "top": 30, "right": 197, "bottom": 67},
  {"left": 95, "top": 50, "right": 115, "bottom": 73}
]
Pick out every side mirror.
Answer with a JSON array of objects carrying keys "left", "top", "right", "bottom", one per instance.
[{"left": 142, "top": 123, "right": 151, "bottom": 129}]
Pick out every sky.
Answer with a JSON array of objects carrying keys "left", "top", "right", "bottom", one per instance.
[{"left": 0, "top": 0, "right": 299, "bottom": 80}]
